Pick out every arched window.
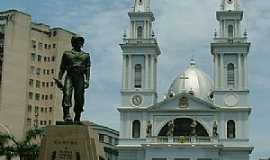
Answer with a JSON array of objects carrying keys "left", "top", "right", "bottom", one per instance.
[
  {"left": 227, "top": 120, "right": 236, "bottom": 139},
  {"left": 137, "top": 26, "right": 143, "bottom": 39},
  {"left": 132, "top": 120, "right": 141, "bottom": 138},
  {"left": 134, "top": 64, "right": 142, "bottom": 88},
  {"left": 227, "top": 63, "right": 235, "bottom": 87},
  {"left": 228, "top": 25, "right": 234, "bottom": 38}
]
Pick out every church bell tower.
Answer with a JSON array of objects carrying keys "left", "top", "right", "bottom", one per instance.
[
  {"left": 120, "top": 0, "right": 161, "bottom": 108},
  {"left": 211, "top": 0, "right": 250, "bottom": 107}
]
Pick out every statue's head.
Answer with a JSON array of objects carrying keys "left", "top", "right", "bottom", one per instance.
[{"left": 71, "top": 36, "right": 85, "bottom": 50}]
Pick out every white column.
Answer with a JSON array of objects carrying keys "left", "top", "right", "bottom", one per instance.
[
  {"left": 128, "top": 55, "right": 133, "bottom": 89},
  {"left": 133, "top": 21, "right": 136, "bottom": 39},
  {"left": 131, "top": 21, "right": 134, "bottom": 38},
  {"left": 244, "top": 55, "right": 248, "bottom": 89},
  {"left": 145, "top": 54, "right": 149, "bottom": 89},
  {"left": 214, "top": 54, "right": 219, "bottom": 89},
  {"left": 150, "top": 55, "right": 155, "bottom": 90},
  {"left": 122, "top": 55, "right": 126, "bottom": 89},
  {"left": 238, "top": 54, "right": 242, "bottom": 89},
  {"left": 220, "top": 54, "right": 224, "bottom": 89},
  {"left": 144, "top": 20, "right": 147, "bottom": 38}
]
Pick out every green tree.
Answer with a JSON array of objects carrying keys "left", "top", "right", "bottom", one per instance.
[{"left": 0, "top": 128, "right": 45, "bottom": 160}]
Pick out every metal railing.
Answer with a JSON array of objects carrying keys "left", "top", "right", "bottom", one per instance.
[
  {"left": 122, "top": 38, "right": 158, "bottom": 44},
  {"left": 213, "top": 37, "right": 248, "bottom": 43},
  {"left": 147, "top": 136, "right": 216, "bottom": 144}
]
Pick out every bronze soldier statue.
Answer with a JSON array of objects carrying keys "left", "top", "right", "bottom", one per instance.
[{"left": 56, "top": 36, "right": 91, "bottom": 122}]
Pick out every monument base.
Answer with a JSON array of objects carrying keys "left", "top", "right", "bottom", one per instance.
[{"left": 38, "top": 122, "right": 105, "bottom": 160}]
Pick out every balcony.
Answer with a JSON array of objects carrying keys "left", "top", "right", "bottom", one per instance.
[
  {"left": 122, "top": 38, "right": 158, "bottom": 45},
  {"left": 118, "top": 136, "right": 218, "bottom": 147},
  {"left": 213, "top": 37, "right": 248, "bottom": 43},
  {"left": 146, "top": 136, "right": 218, "bottom": 144}
]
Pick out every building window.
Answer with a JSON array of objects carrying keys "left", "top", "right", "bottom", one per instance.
[
  {"left": 227, "top": 120, "right": 236, "bottom": 139},
  {"left": 37, "top": 55, "right": 42, "bottom": 62},
  {"left": 53, "top": 31, "right": 57, "bottom": 37},
  {"left": 228, "top": 25, "right": 234, "bottom": 38},
  {"left": 109, "top": 136, "right": 113, "bottom": 144},
  {"left": 51, "top": 69, "right": 54, "bottom": 74},
  {"left": 134, "top": 64, "right": 142, "bottom": 88},
  {"left": 41, "top": 107, "right": 44, "bottom": 112},
  {"left": 51, "top": 82, "right": 54, "bottom": 87},
  {"left": 47, "top": 69, "right": 50, "bottom": 75},
  {"left": 29, "top": 79, "right": 34, "bottom": 86},
  {"left": 35, "top": 93, "right": 40, "bottom": 101},
  {"left": 227, "top": 63, "right": 235, "bottom": 87},
  {"left": 52, "top": 56, "right": 55, "bottom": 62},
  {"left": 42, "top": 82, "right": 45, "bottom": 87},
  {"left": 44, "top": 57, "right": 47, "bottom": 62},
  {"left": 137, "top": 26, "right": 143, "bottom": 39},
  {"left": 35, "top": 106, "right": 39, "bottom": 113},
  {"left": 45, "top": 95, "right": 48, "bottom": 100},
  {"left": 44, "top": 44, "right": 48, "bottom": 49},
  {"left": 132, "top": 120, "right": 141, "bottom": 138},
  {"left": 36, "top": 80, "right": 40, "bottom": 88},
  {"left": 28, "top": 105, "right": 32, "bottom": 112},
  {"left": 49, "top": 120, "right": 52, "bottom": 125},
  {"left": 32, "top": 40, "right": 36, "bottom": 49},
  {"left": 42, "top": 94, "right": 45, "bottom": 100},
  {"left": 99, "top": 134, "right": 104, "bottom": 142},
  {"left": 30, "top": 66, "right": 35, "bottom": 75},
  {"left": 48, "top": 44, "right": 51, "bottom": 49},
  {"left": 49, "top": 94, "right": 53, "bottom": 100},
  {"left": 31, "top": 53, "right": 36, "bottom": 61},
  {"left": 29, "top": 92, "right": 33, "bottom": 99},
  {"left": 36, "top": 68, "right": 41, "bottom": 75},
  {"left": 27, "top": 118, "right": 31, "bottom": 126},
  {"left": 53, "top": 44, "right": 56, "bottom": 48},
  {"left": 38, "top": 43, "right": 43, "bottom": 49},
  {"left": 49, "top": 107, "right": 53, "bottom": 112},
  {"left": 46, "top": 82, "right": 49, "bottom": 88}
]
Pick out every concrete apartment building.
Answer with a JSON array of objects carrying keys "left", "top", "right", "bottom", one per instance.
[
  {"left": 88, "top": 122, "right": 119, "bottom": 160},
  {"left": 0, "top": 10, "right": 76, "bottom": 140}
]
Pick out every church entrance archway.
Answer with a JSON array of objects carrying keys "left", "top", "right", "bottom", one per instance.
[{"left": 158, "top": 118, "right": 209, "bottom": 137}]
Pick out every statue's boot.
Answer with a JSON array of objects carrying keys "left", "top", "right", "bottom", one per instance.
[
  {"left": 74, "top": 112, "right": 81, "bottom": 122},
  {"left": 63, "top": 108, "right": 72, "bottom": 122}
]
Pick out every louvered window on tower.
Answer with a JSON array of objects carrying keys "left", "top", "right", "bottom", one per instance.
[
  {"left": 134, "top": 64, "right": 142, "bottom": 88},
  {"left": 228, "top": 25, "right": 234, "bottom": 38},
  {"left": 227, "top": 63, "right": 235, "bottom": 87},
  {"left": 137, "top": 26, "right": 143, "bottom": 39}
]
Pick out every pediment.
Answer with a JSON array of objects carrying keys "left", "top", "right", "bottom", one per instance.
[{"left": 148, "top": 93, "right": 218, "bottom": 112}]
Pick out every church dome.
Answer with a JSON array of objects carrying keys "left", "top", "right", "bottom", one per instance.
[{"left": 168, "top": 59, "right": 214, "bottom": 101}]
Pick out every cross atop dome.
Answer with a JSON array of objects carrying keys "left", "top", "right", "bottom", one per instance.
[
  {"left": 190, "top": 58, "right": 196, "bottom": 66},
  {"left": 221, "top": 0, "right": 241, "bottom": 11},
  {"left": 133, "top": 0, "right": 151, "bottom": 12}
]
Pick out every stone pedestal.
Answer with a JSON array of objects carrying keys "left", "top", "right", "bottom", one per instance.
[{"left": 38, "top": 123, "right": 105, "bottom": 160}]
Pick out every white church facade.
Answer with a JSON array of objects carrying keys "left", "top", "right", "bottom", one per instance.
[{"left": 117, "top": 0, "right": 253, "bottom": 160}]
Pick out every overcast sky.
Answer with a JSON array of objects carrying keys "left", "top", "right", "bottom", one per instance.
[{"left": 1, "top": 0, "right": 270, "bottom": 159}]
